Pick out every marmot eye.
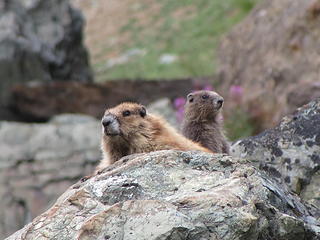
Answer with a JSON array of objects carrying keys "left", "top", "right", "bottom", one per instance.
[
  {"left": 139, "top": 107, "right": 146, "bottom": 117},
  {"left": 189, "top": 98, "right": 194, "bottom": 103},
  {"left": 122, "top": 110, "right": 131, "bottom": 117},
  {"left": 202, "top": 95, "right": 209, "bottom": 99}
]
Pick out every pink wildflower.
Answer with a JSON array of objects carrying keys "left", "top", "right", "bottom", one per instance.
[
  {"left": 173, "top": 97, "right": 186, "bottom": 123},
  {"left": 203, "top": 84, "right": 214, "bottom": 91},
  {"left": 229, "top": 85, "right": 243, "bottom": 103},
  {"left": 173, "top": 97, "right": 186, "bottom": 109}
]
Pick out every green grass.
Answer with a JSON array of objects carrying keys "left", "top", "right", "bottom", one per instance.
[
  {"left": 95, "top": 0, "right": 258, "bottom": 81},
  {"left": 224, "top": 109, "right": 256, "bottom": 141}
]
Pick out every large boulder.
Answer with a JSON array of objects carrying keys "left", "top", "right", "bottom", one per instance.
[
  {"left": 0, "top": 110, "right": 180, "bottom": 239},
  {"left": 231, "top": 98, "right": 320, "bottom": 208},
  {"left": 6, "top": 151, "right": 320, "bottom": 240},
  {"left": 0, "top": 0, "right": 92, "bottom": 106},
  {"left": 0, "top": 115, "right": 100, "bottom": 238},
  {"left": 217, "top": 0, "right": 320, "bottom": 130}
]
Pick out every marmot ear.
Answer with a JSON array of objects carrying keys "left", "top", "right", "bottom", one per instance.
[
  {"left": 187, "top": 93, "right": 194, "bottom": 103},
  {"left": 139, "top": 106, "right": 147, "bottom": 117}
]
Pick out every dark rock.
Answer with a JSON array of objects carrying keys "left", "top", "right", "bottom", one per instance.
[
  {"left": 7, "top": 79, "right": 194, "bottom": 122},
  {"left": 232, "top": 98, "right": 320, "bottom": 208},
  {"left": 0, "top": 0, "right": 92, "bottom": 106}
]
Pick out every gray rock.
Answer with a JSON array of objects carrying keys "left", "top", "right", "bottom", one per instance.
[
  {"left": 148, "top": 98, "right": 179, "bottom": 129},
  {"left": 0, "top": 114, "right": 100, "bottom": 238},
  {"left": 302, "top": 170, "right": 320, "bottom": 208},
  {"left": 50, "top": 114, "right": 98, "bottom": 125},
  {"left": 231, "top": 98, "right": 320, "bottom": 208},
  {"left": 0, "top": 0, "right": 92, "bottom": 105},
  {"left": 5, "top": 150, "right": 320, "bottom": 240}
]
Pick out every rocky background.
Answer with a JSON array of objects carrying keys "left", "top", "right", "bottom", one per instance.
[
  {"left": 0, "top": 115, "right": 100, "bottom": 237},
  {"left": 1, "top": 0, "right": 320, "bottom": 239},
  {"left": 0, "top": 0, "right": 92, "bottom": 120},
  {"left": 218, "top": 0, "right": 320, "bottom": 131}
]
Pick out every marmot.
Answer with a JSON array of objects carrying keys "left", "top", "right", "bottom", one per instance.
[
  {"left": 96, "top": 102, "right": 212, "bottom": 172},
  {"left": 182, "top": 90, "right": 230, "bottom": 154}
]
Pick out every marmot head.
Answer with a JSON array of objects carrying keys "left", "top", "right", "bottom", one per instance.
[
  {"left": 101, "top": 102, "right": 147, "bottom": 138},
  {"left": 184, "top": 90, "right": 224, "bottom": 121}
]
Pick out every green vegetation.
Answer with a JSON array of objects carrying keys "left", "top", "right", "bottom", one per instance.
[
  {"left": 93, "top": 0, "right": 259, "bottom": 140},
  {"left": 224, "top": 109, "right": 256, "bottom": 141},
  {"left": 95, "top": 0, "right": 258, "bottom": 81}
]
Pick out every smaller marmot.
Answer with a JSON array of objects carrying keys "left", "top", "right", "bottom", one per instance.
[
  {"left": 182, "top": 90, "right": 230, "bottom": 154},
  {"left": 96, "top": 102, "right": 212, "bottom": 172}
]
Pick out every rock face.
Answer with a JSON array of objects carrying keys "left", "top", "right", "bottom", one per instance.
[
  {"left": 148, "top": 98, "right": 179, "bottom": 129},
  {"left": 7, "top": 79, "right": 194, "bottom": 122},
  {"left": 231, "top": 98, "right": 320, "bottom": 208},
  {"left": 217, "top": 0, "right": 320, "bottom": 129},
  {"left": 6, "top": 151, "right": 320, "bottom": 240},
  {"left": 0, "top": 0, "right": 92, "bottom": 105},
  {"left": 0, "top": 115, "right": 100, "bottom": 238}
]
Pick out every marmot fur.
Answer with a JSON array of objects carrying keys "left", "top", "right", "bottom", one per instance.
[
  {"left": 96, "top": 102, "right": 212, "bottom": 172},
  {"left": 182, "top": 90, "right": 230, "bottom": 154}
]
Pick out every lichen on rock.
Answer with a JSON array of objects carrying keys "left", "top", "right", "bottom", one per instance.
[{"left": 232, "top": 98, "right": 320, "bottom": 208}]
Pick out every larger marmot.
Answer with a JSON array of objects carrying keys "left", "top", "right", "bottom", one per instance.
[
  {"left": 96, "top": 102, "right": 212, "bottom": 172},
  {"left": 182, "top": 90, "right": 230, "bottom": 154}
]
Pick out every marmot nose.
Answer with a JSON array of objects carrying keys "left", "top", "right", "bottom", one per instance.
[
  {"left": 102, "top": 120, "right": 111, "bottom": 127},
  {"left": 102, "top": 115, "right": 114, "bottom": 127},
  {"left": 217, "top": 99, "right": 224, "bottom": 105}
]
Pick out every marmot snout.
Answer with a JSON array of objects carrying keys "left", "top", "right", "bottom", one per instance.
[
  {"left": 182, "top": 90, "right": 230, "bottom": 154},
  {"left": 102, "top": 114, "right": 121, "bottom": 136}
]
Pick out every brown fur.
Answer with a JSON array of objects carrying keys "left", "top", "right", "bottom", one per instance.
[
  {"left": 182, "top": 90, "right": 230, "bottom": 154},
  {"left": 96, "top": 102, "right": 212, "bottom": 172}
]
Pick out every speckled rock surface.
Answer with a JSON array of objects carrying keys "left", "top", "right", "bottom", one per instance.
[
  {"left": 0, "top": 114, "right": 100, "bottom": 238},
  {"left": 232, "top": 98, "right": 320, "bottom": 208},
  {"left": 6, "top": 150, "right": 320, "bottom": 240}
]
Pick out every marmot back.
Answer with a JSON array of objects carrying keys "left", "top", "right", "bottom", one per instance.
[
  {"left": 182, "top": 90, "right": 230, "bottom": 154},
  {"left": 96, "top": 102, "right": 212, "bottom": 172}
]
